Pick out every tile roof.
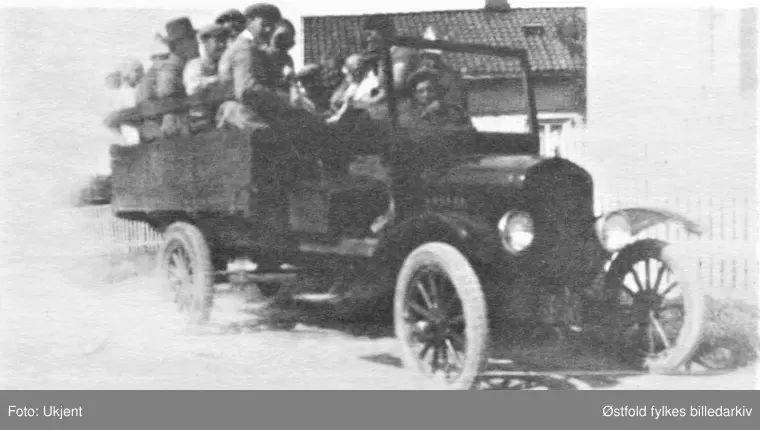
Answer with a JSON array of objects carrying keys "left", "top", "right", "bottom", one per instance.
[{"left": 302, "top": 7, "right": 586, "bottom": 78}]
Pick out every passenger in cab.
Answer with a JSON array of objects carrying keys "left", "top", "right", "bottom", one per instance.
[
  {"left": 326, "top": 53, "right": 365, "bottom": 123},
  {"left": 406, "top": 68, "right": 460, "bottom": 128},
  {"left": 415, "top": 49, "right": 472, "bottom": 129}
]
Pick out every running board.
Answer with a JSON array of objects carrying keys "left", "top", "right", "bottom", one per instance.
[
  {"left": 217, "top": 272, "right": 300, "bottom": 284},
  {"left": 298, "top": 238, "right": 379, "bottom": 258},
  {"left": 292, "top": 293, "right": 341, "bottom": 302}
]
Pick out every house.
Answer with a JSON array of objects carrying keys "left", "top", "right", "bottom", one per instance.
[{"left": 302, "top": 0, "right": 586, "bottom": 154}]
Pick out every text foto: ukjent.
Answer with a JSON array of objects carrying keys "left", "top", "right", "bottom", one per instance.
[{"left": 9, "top": 405, "right": 83, "bottom": 419}]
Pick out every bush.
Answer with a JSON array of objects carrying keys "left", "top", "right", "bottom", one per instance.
[
  {"left": 76, "top": 174, "right": 112, "bottom": 206},
  {"left": 694, "top": 295, "right": 759, "bottom": 369}
]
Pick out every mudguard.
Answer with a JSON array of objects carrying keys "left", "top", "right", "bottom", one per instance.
[
  {"left": 605, "top": 206, "right": 704, "bottom": 237},
  {"left": 372, "top": 210, "right": 507, "bottom": 269}
]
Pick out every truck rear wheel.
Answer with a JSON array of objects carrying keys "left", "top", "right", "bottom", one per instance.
[{"left": 158, "top": 221, "right": 215, "bottom": 324}]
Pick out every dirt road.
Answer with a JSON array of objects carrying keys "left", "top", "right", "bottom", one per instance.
[{"left": 1, "top": 211, "right": 756, "bottom": 390}]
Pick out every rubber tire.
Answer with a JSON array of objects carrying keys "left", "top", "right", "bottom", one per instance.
[
  {"left": 158, "top": 221, "right": 215, "bottom": 325},
  {"left": 394, "top": 242, "right": 489, "bottom": 390},
  {"left": 605, "top": 238, "right": 705, "bottom": 372}
]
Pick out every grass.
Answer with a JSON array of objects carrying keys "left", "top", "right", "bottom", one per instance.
[{"left": 693, "top": 294, "right": 760, "bottom": 369}]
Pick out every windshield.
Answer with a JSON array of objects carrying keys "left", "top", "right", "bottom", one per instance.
[{"left": 369, "top": 36, "right": 539, "bottom": 135}]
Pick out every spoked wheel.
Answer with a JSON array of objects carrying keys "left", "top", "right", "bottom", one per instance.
[
  {"left": 394, "top": 242, "right": 489, "bottom": 390},
  {"left": 158, "top": 222, "right": 215, "bottom": 324},
  {"left": 605, "top": 239, "right": 704, "bottom": 372}
]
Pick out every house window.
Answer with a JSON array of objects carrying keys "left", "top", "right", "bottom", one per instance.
[
  {"left": 536, "top": 117, "right": 573, "bottom": 136},
  {"left": 533, "top": 114, "right": 581, "bottom": 156}
]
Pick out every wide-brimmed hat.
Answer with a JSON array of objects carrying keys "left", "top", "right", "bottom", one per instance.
[
  {"left": 149, "top": 32, "right": 171, "bottom": 58},
  {"left": 163, "top": 17, "right": 197, "bottom": 42},
  {"left": 243, "top": 3, "right": 282, "bottom": 22},
  {"left": 406, "top": 68, "right": 443, "bottom": 91}
]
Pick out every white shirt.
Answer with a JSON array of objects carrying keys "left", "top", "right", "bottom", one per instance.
[
  {"left": 240, "top": 29, "right": 255, "bottom": 40},
  {"left": 109, "top": 85, "right": 140, "bottom": 145}
]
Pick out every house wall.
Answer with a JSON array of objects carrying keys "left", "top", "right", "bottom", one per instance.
[
  {"left": 467, "top": 76, "right": 582, "bottom": 117},
  {"left": 467, "top": 76, "right": 585, "bottom": 157}
]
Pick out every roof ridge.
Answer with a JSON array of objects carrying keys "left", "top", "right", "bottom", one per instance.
[
  {"left": 302, "top": 7, "right": 587, "bottom": 76},
  {"left": 302, "top": 7, "right": 585, "bottom": 20}
]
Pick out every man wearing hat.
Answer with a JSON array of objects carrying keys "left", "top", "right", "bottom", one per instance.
[
  {"left": 216, "top": 3, "right": 313, "bottom": 256},
  {"left": 136, "top": 34, "right": 170, "bottom": 104},
  {"left": 184, "top": 24, "right": 230, "bottom": 96},
  {"left": 219, "top": 3, "right": 282, "bottom": 90},
  {"left": 153, "top": 17, "right": 200, "bottom": 138},
  {"left": 414, "top": 50, "right": 472, "bottom": 129},
  {"left": 155, "top": 17, "right": 200, "bottom": 98},
  {"left": 215, "top": 8, "right": 246, "bottom": 82},
  {"left": 183, "top": 24, "right": 231, "bottom": 132},
  {"left": 215, "top": 9, "right": 246, "bottom": 45}
]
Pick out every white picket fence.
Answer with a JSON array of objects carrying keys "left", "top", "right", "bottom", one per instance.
[
  {"left": 64, "top": 193, "right": 757, "bottom": 295},
  {"left": 595, "top": 194, "right": 757, "bottom": 296},
  {"left": 544, "top": 122, "right": 757, "bottom": 296},
  {"left": 69, "top": 204, "right": 164, "bottom": 255}
]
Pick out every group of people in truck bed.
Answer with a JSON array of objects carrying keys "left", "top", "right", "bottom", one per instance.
[{"left": 105, "top": 3, "right": 473, "bottom": 145}]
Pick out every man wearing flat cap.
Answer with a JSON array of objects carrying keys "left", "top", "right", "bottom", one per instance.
[
  {"left": 215, "top": 9, "right": 246, "bottom": 45},
  {"left": 217, "top": 3, "right": 281, "bottom": 87},
  {"left": 183, "top": 24, "right": 231, "bottom": 132},
  {"left": 184, "top": 24, "right": 230, "bottom": 96},
  {"left": 216, "top": 9, "right": 246, "bottom": 86}
]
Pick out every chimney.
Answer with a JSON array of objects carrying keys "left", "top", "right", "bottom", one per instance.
[{"left": 485, "top": 0, "right": 511, "bottom": 12}]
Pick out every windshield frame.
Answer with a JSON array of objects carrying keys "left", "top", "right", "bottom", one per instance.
[{"left": 378, "top": 35, "right": 540, "bottom": 137}]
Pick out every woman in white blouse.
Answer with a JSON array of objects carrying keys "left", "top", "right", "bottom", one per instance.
[{"left": 105, "top": 58, "right": 145, "bottom": 145}]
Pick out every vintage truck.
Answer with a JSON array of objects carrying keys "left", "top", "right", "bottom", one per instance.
[{"left": 107, "top": 35, "right": 705, "bottom": 390}]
